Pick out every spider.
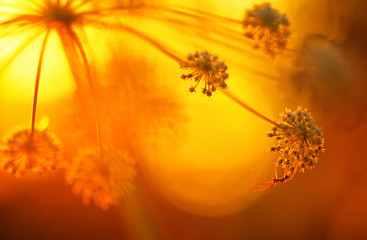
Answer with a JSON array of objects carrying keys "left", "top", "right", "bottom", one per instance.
[{"left": 238, "top": 167, "right": 296, "bottom": 192}]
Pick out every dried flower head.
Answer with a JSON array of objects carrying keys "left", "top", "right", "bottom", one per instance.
[
  {"left": 269, "top": 107, "right": 325, "bottom": 174},
  {"left": 180, "top": 51, "right": 229, "bottom": 97},
  {"left": 0, "top": 128, "right": 62, "bottom": 177},
  {"left": 242, "top": 3, "right": 291, "bottom": 56},
  {"left": 65, "top": 147, "right": 136, "bottom": 210},
  {"left": 246, "top": 107, "right": 325, "bottom": 192}
]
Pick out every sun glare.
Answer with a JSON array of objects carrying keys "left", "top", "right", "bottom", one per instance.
[
  {"left": 0, "top": 0, "right": 325, "bottom": 218},
  {"left": 0, "top": 31, "right": 75, "bottom": 103},
  {"left": 2, "top": 0, "right": 366, "bottom": 239}
]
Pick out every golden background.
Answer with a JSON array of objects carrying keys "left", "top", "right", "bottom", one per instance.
[{"left": 0, "top": 0, "right": 366, "bottom": 239}]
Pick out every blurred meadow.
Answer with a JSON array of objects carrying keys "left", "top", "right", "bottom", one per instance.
[{"left": 0, "top": 0, "right": 366, "bottom": 239}]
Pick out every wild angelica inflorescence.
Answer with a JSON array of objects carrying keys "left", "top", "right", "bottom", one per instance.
[
  {"left": 180, "top": 51, "right": 228, "bottom": 97},
  {"left": 0, "top": 0, "right": 322, "bottom": 204},
  {"left": 0, "top": 0, "right": 180, "bottom": 208},
  {"left": 244, "top": 107, "right": 325, "bottom": 191},
  {"left": 0, "top": 128, "right": 62, "bottom": 177},
  {"left": 65, "top": 147, "right": 136, "bottom": 210},
  {"left": 242, "top": 2, "right": 291, "bottom": 57},
  {"left": 268, "top": 107, "right": 325, "bottom": 173}
]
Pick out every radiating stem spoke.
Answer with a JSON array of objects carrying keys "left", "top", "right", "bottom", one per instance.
[
  {"left": 149, "top": 5, "right": 242, "bottom": 24},
  {"left": 30, "top": 29, "right": 51, "bottom": 140},
  {"left": 88, "top": 20, "right": 184, "bottom": 63},
  {"left": 66, "top": 27, "right": 104, "bottom": 158},
  {"left": 0, "top": 28, "right": 43, "bottom": 74}
]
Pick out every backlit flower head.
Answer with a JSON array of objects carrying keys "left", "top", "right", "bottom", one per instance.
[
  {"left": 65, "top": 147, "right": 136, "bottom": 210},
  {"left": 0, "top": 128, "right": 62, "bottom": 177},
  {"left": 244, "top": 107, "right": 325, "bottom": 192},
  {"left": 268, "top": 107, "right": 325, "bottom": 175},
  {"left": 242, "top": 3, "right": 290, "bottom": 56},
  {"left": 180, "top": 51, "right": 229, "bottom": 97}
]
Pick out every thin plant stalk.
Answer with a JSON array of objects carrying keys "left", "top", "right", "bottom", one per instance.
[
  {"left": 68, "top": 27, "right": 104, "bottom": 158},
  {"left": 0, "top": 29, "right": 42, "bottom": 73},
  {"left": 220, "top": 88, "right": 277, "bottom": 126},
  {"left": 89, "top": 21, "right": 184, "bottom": 63},
  {"left": 57, "top": 25, "right": 104, "bottom": 158},
  {"left": 30, "top": 29, "right": 51, "bottom": 141},
  {"left": 153, "top": 5, "right": 242, "bottom": 24}
]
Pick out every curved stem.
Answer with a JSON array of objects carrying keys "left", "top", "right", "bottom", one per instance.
[
  {"left": 66, "top": 27, "right": 104, "bottom": 158},
  {"left": 0, "top": 28, "right": 42, "bottom": 75},
  {"left": 30, "top": 29, "right": 50, "bottom": 139},
  {"left": 88, "top": 20, "right": 184, "bottom": 63},
  {"left": 220, "top": 88, "right": 277, "bottom": 126},
  {"left": 152, "top": 5, "right": 242, "bottom": 24}
]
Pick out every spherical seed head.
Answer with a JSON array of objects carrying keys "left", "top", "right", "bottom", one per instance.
[
  {"left": 242, "top": 3, "right": 291, "bottom": 56},
  {"left": 268, "top": 107, "right": 325, "bottom": 173},
  {"left": 0, "top": 129, "right": 62, "bottom": 177},
  {"left": 65, "top": 147, "right": 136, "bottom": 210},
  {"left": 180, "top": 51, "right": 229, "bottom": 97}
]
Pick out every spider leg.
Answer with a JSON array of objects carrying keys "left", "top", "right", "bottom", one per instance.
[
  {"left": 244, "top": 166, "right": 298, "bottom": 192},
  {"left": 246, "top": 172, "right": 278, "bottom": 192},
  {"left": 249, "top": 172, "right": 272, "bottom": 188},
  {"left": 236, "top": 173, "right": 273, "bottom": 192},
  {"left": 237, "top": 183, "right": 273, "bottom": 192}
]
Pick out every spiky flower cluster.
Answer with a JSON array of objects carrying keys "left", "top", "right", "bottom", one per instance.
[
  {"left": 0, "top": 129, "right": 62, "bottom": 177},
  {"left": 65, "top": 147, "right": 136, "bottom": 210},
  {"left": 180, "top": 51, "right": 229, "bottom": 97},
  {"left": 268, "top": 107, "right": 325, "bottom": 176},
  {"left": 242, "top": 3, "right": 291, "bottom": 56}
]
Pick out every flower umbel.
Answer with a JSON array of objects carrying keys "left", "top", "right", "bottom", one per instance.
[
  {"left": 269, "top": 107, "right": 325, "bottom": 173},
  {"left": 0, "top": 128, "right": 62, "bottom": 177},
  {"left": 65, "top": 147, "right": 136, "bottom": 210},
  {"left": 180, "top": 51, "right": 228, "bottom": 97},
  {"left": 242, "top": 3, "right": 290, "bottom": 56},
  {"left": 240, "top": 107, "right": 325, "bottom": 192}
]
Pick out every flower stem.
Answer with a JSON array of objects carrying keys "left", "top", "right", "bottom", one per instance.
[
  {"left": 67, "top": 27, "right": 104, "bottom": 158},
  {"left": 220, "top": 88, "right": 277, "bottom": 126},
  {"left": 57, "top": 24, "right": 104, "bottom": 158},
  {"left": 1, "top": 29, "right": 42, "bottom": 74},
  {"left": 31, "top": 29, "right": 50, "bottom": 140},
  {"left": 153, "top": 5, "right": 242, "bottom": 24},
  {"left": 89, "top": 20, "right": 184, "bottom": 63}
]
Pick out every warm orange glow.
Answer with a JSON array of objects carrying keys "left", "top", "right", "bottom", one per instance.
[
  {"left": 0, "top": 0, "right": 366, "bottom": 239},
  {"left": 0, "top": 0, "right": 294, "bottom": 216},
  {"left": 0, "top": 31, "right": 76, "bottom": 103}
]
